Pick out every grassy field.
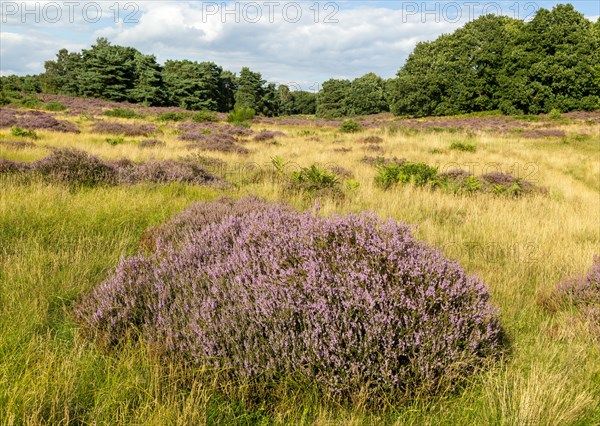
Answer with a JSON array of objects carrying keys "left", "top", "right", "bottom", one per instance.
[{"left": 0, "top": 106, "right": 599, "bottom": 424}]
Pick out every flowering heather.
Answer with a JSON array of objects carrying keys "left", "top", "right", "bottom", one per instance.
[
  {"left": 224, "top": 125, "right": 254, "bottom": 137},
  {"left": 253, "top": 130, "right": 286, "bottom": 141},
  {"left": 34, "top": 148, "right": 116, "bottom": 186},
  {"left": 358, "top": 136, "right": 384, "bottom": 144},
  {"left": 542, "top": 256, "right": 600, "bottom": 335},
  {"left": 177, "top": 122, "right": 220, "bottom": 134},
  {"left": 117, "top": 160, "right": 217, "bottom": 185},
  {"left": 0, "top": 108, "right": 79, "bottom": 133},
  {"left": 91, "top": 121, "right": 156, "bottom": 137},
  {"left": 480, "top": 172, "right": 539, "bottom": 195},
  {"left": 362, "top": 144, "right": 385, "bottom": 154},
  {"left": 361, "top": 156, "right": 406, "bottom": 167},
  {"left": 3, "top": 148, "right": 219, "bottom": 187},
  {"left": 0, "top": 158, "right": 31, "bottom": 174},
  {"left": 139, "top": 139, "right": 166, "bottom": 148},
  {"left": 327, "top": 165, "right": 354, "bottom": 179},
  {"left": 333, "top": 147, "right": 352, "bottom": 153},
  {"left": 439, "top": 169, "right": 474, "bottom": 181},
  {"left": 76, "top": 198, "right": 505, "bottom": 399},
  {"left": 553, "top": 256, "right": 600, "bottom": 308},
  {"left": 520, "top": 129, "right": 566, "bottom": 138},
  {"left": 185, "top": 135, "right": 250, "bottom": 154}
]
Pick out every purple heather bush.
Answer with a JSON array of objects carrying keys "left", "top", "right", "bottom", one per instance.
[
  {"left": 480, "top": 171, "right": 538, "bottom": 195},
  {"left": 4, "top": 148, "right": 218, "bottom": 187},
  {"left": 91, "top": 121, "right": 156, "bottom": 137},
  {"left": 358, "top": 136, "right": 384, "bottom": 144},
  {"left": 34, "top": 148, "right": 116, "bottom": 186},
  {"left": 0, "top": 158, "right": 32, "bottom": 174},
  {"left": 333, "top": 147, "right": 352, "bottom": 153},
  {"left": 552, "top": 256, "right": 600, "bottom": 308},
  {"left": 541, "top": 256, "right": 600, "bottom": 335},
  {"left": 76, "top": 198, "right": 505, "bottom": 399},
  {"left": 139, "top": 139, "right": 166, "bottom": 148},
  {"left": 362, "top": 144, "right": 385, "bottom": 154},
  {"left": 0, "top": 108, "right": 79, "bottom": 133},
  {"left": 187, "top": 136, "right": 250, "bottom": 154},
  {"left": 253, "top": 130, "right": 286, "bottom": 141}
]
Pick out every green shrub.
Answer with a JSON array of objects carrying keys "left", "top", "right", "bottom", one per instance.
[
  {"left": 346, "top": 179, "right": 361, "bottom": 192},
  {"left": 18, "top": 97, "right": 41, "bottom": 108},
  {"left": 374, "top": 162, "right": 402, "bottom": 189},
  {"left": 157, "top": 112, "right": 189, "bottom": 122},
  {"left": 44, "top": 102, "right": 67, "bottom": 112},
  {"left": 103, "top": 108, "right": 140, "bottom": 119},
  {"left": 340, "top": 120, "right": 361, "bottom": 133},
  {"left": 227, "top": 107, "right": 255, "bottom": 124},
  {"left": 11, "top": 127, "right": 38, "bottom": 139},
  {"left": 105, "top": 137, "right": 125, "bottom": 145},
  {"left": 549, "top": 108, "right": 562, "bottom": 120},
  {"left": 191, "top": 110, "right": 218, "bottom": 123},
  {"left": 289, "top": 164, "right": 342, "bottom": 198},
  {"left": 376, "top": 162, "right": 438, "bottom": 189},
  {"left": 271, "top": 156, "right": 288, "bottom": 177},
  {"left": 450, "top": 141, "right": 477, "bottom": 152}
]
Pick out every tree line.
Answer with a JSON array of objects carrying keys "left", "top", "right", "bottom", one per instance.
[{"left": 1, "top": 4, "right": 598, "bottom": 117}]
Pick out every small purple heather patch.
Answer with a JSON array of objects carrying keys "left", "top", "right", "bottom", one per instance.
[
  {"left": 540, "top": 256, "right": 600, "bottom": 335},
  {"left": 253, "top": 130, "right": 286, "bottom": 142},
  {"left": 75, "top": 198, "right": 505, "bottom": 400},
  {"left": 91, "top": 121, "right": 156, "bottom": 137}
]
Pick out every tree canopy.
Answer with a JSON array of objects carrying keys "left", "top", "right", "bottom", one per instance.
[{"left": 3, "top": 4, "right": 598, "bottom": 117}]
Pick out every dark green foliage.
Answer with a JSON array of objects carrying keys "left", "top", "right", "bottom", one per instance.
[
  {"left": 292, "top": 91, "right": 317, "bottom": 114},
  {"left": 103, "top": 108, "right": 140, "bottom": 119},
  {"left": 233, "top": 67, "right": 278, "bottom": 116},
  {"left": 345, "top": 73, "right": 388, "bottom": 116},
  {"left": 450, "top": 141, "right": 477, "bottom": 152},
  {"left": 289, "top": 164, "right": 342, "bottom": 197},
  {"left": 163, "top": 60, "right": 223, "bottom": 111},
  {"left": 78, "top": 38, "right": 137, "bottom": 102},
  {"left": 391, "top": 6, "right": 600, "bottom": 117},
  {"left": 11, "top": 127, "right": 38, "bottom": 139},
  {"left": 277, "top": 85, "right": 294, "bottom": 116},
  {"left": 191, "top": 111, "right": 218, "bottom": 123},
  {"left": 129, "top": 52, "right": 167, "bottom": 106},
  {"left": 340, "top": 120, "right": 361, "bottom": 133},
  {"left": 392, "top": 15, "right": 519, "bottom": 117},
  {"left": 234, "top": 67, "right": 264, "bottom": 111},
  {"left": 44, "top": 102, "right": 67, "bottom": 112},
  {"left": 497, "top": 4, "right": 600, "bottom": 114},
  {"left": 316, "top": 79, "right": 350, "bottom": 118},
  {"left": 40, "top": 48, "right": 82, "bottom": 95},
  {"left": 104, "top": 137, "right": 125, "bottom": 146}
]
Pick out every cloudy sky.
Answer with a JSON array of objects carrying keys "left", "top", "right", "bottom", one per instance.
[{"left": 1, "top": 1, "right": 598, "bottom": 89}]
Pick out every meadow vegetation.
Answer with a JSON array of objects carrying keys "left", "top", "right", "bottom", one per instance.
[{"left": 0, "top": 99, "right": 598, "bottom": 424}]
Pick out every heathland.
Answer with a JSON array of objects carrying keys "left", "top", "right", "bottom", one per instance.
[{"left": 0, "top": 96, "right": 598, "bottom": 424}]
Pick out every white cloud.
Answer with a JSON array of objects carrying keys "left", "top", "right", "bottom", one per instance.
[{"left": 7, "top": 1, "right": 593, "bottom": 86}]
